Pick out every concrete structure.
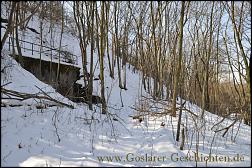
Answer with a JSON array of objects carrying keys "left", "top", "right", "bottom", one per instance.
[{"left": 14, "top": 55, "right": 80, "bottom": 98}]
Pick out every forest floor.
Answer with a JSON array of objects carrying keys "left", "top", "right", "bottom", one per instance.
[
  {"left": 1, "top": 50, "right": 251, "bottom": 167},
  {"left": 1, "top": 8, "right": 251, "bottom": 166}
]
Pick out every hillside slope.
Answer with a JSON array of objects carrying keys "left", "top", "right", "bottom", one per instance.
[{"left": 1, "top": 8, "right": 251, "bottom": 167}]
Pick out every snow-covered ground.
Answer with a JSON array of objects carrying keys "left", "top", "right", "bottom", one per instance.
[{"left": 1, "top": 5, "right": 251, "bottom": 167}]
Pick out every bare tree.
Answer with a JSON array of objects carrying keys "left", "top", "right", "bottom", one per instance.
[
  {"left": 1, "top": 2, "right": 41, "bottom": 50},
  {"left": 99, "top": 1, "right": 107, "bottom": 114},
  {"left": 88, "top": 2, "right": 95, "bottom": 110},
  {"left": 171, "top": 1, "right": 185, "bottom": 117},
  {"left": 56, "top": 2, "right": 64, "bottom": 82}
]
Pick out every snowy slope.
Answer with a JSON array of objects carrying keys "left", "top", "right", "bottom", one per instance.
[
  {"left": 1, "top": 5, "right": 251, "bottom": 167},
  {"left": 1, "top": 48, "right": 251, "bottom": 167},
  {"left": 1, "top": 9, "right": 82, "bottom": 68}
]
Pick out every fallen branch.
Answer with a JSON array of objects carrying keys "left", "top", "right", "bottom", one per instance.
[
  {"left": 1, "top": 82, "right": 12, "bottom": 88},
  {"left": 181, "top": 108, "right": 198, "bottom": 117},
  {"left": 129, "top": 106, "right": 174, "bottom": 119},
  {"left": 35, "top": 85, "right": 74, "bottom": 109},
  {"left": 1, "top": 87, "right": 74, "bottom": 109},
  {"left": 141, "top": 95, "right": 171, "bottom": 106},
  {"left": 213, "top": 119, "right": 238, "bottom": 137},
  {"left": 130, "top": 105, "right": 198, "bottom": 119},
  {"left": 211, "top": 112, "right": 232, "bottom": 131}
]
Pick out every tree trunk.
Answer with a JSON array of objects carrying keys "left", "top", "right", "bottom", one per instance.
[
  {"left": 201, "top": 1, "right": 214, "bottom": 119},
  {"left": 171, "top": 1, "right": 185, "bottom": 117},
  {"left": 100, "top": 2, "right": 107, "bottom": 114},
  {"left": 15, "top": 3, "right": 23, "bottom": 66},
  {"left": 57, "top": 2, "right": 64, "bottom": 83},
  {"left": 88, "top": 2, "right": 95, "bottom": 110}
]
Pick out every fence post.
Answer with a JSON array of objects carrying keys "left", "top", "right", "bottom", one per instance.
[
  {"left": 8, "top": 37, "right": 11, "bottom": 51},
  {"left": 32, "top": 43, "right": 33, "bottom": 55},
  {"left": 23, "top": 39, "right": 25, "bottom": 53}
]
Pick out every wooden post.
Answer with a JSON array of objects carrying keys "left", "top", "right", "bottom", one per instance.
[
  {"left": 23, "top": 39, "right": 25, "bottom": 53},
  {"left": 32, "top": 43, "right": 33, "bottom": 55},
  {"left": 8, "top": 37, "right": 11, "bottom": 51}
]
